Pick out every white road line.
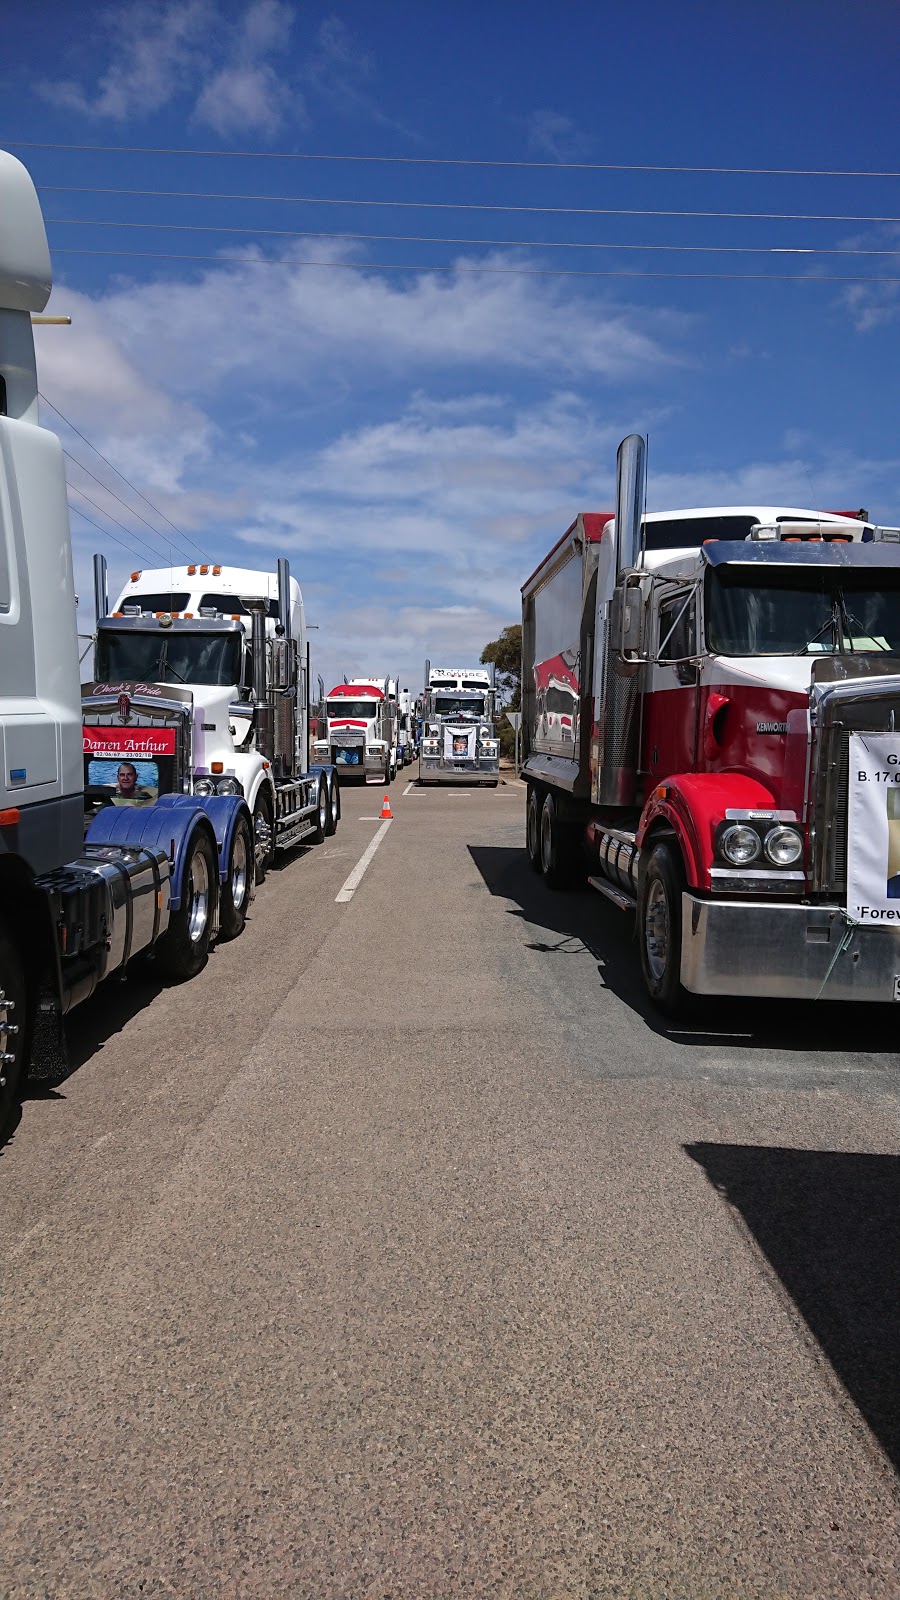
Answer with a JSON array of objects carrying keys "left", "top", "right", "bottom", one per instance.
[
  {"left": 402, "top": 781, "right": 417, "bottom": 796},
  {"left": 335, "top": 819, "right": 392, "bottom": 903},
  {"left": 357, "top": 816, "right": 384, "bottom": 821}
]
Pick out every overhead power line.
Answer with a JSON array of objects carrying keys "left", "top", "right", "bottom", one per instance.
[
  {"left": 67, "top": 498, "right": 148, "bottom": 563},
  {"left": 62, "top": 446, "right": 196, "bottom": 562},
  {"left": 51, "top": 246, "right": 900, "bottom": 284},
  {"left": 38, "top": 182, "right": 900, "bottom": 224},
  {"left": 67, "top": 480, "right": 177, "bottom": 563},
  {"left": 40, "top": 391, "right": 208, "bottom": 558},
  {"left": 44, "top": 216, "right": 900, "bottom": 258},
  {"left": 9, "top": 138, "right": 900, "bottom": 178}
]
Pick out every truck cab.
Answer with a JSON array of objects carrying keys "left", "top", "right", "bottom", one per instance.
[
  {"left": 418, "top": 665, "right": 499, "bottom": 786},
  {"left": 314, "top": 677, "right": 397, "bottom": 784},
  {"left": 84, "top": 558, "right": 339, "bottom": 875}
]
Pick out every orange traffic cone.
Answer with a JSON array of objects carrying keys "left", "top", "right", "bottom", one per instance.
[{"left": 380, "top": 793, "right": 393, "bottom": 820}]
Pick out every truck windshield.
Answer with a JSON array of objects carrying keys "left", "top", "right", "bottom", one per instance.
[
  {"left": 327, "top": 700, "right": 378, "bottom": 719},
  {"left": 706, "top": 567, "right": 900, "bottom": 656},
  {"left": 96, "top": 629, "right": 243, "bottom": 686},
  {"left": 434, "top": 695, "right": 485, "bottom": 716}
]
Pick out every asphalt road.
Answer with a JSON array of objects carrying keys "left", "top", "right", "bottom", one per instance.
[{"left": 2, "top": 776, "right": 900, "bottom": 1598}]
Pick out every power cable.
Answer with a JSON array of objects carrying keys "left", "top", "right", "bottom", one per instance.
[
  {"left": 10, "top": 138, "right": 900, "bottom": 178},
  {"left": 37, "top": 183, "right": 900, "bottom": 224},
  {"left": 67, "top": 481, "right": 178, "bottom": 564},
  {"left": 40, "top": 391, "right": 208, "bottom": 557},
  {"left": 67, "top": 498, "right": 148, "bottom": 562},
  {"left": 50, "top": 246, "right": 900, "bottom": 283},
  {"left": 62, "top": 446, "right": 196, "bottom": 562},
  {"left": 43, "top": 216, "right": 900, "bottom": 257}
]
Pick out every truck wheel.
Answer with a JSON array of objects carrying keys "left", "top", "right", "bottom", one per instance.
[
  {"left": 253, "top": 792, "right": 274, "bottom": 886},
  {"left": 0, "top": 925, "right": 27, "bottom": 1133},
  {"left": 219, "top": 815, "right": 253, "bottom": 940},
  {"left": 310, "top": 778, "right": 329, "bottom": 844},
  {"left": 540, "top": 792, "right": 578, "bottom": 890},
  {"left": 526, "top": 785, "right": 542, "bottom": 873},
  {"left": 155, "top": 830, "right": 217, "bottom": 981},
  {"left": 325, "top": 776, "right": 340, "bottom": 836},
  {"left": 384, "top": 757, "right": 392, "bottom": 786},
  {"left": 638, "top": 842, "right": 689, "bottom": 1017}
]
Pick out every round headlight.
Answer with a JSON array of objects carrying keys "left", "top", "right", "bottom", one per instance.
[
  {"left": 193, "top": 777, "right": 215, "bottom": 797},
  {"left": 215, "top": 776, "right": 242, "bottom": 796},
  {"left": 720, "top": 823, "right": 762, "bottom": 865},
  {"left": 764, "top": 824, "right": 803, "bottom": 866}
]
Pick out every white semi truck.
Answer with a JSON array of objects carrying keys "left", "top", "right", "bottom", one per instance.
[
  {"left": 85, "top": 560, "right": 340, "bottom": 882},
  {"left": 314, "top": 676, "right": 399, "bottom": 783},
  {"left": 0, "top": 149, "right": 269, "bottom": 1128},
  {"left": 397, "top": 688, "right": 417, "bottom": 767},
  {"left": 418, "top": 663, "right": 499, "bottom": 786}
]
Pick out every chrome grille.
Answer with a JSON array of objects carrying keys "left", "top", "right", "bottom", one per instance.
[{"left": 811, "top": 669, "right": 900, "bottom": 895}]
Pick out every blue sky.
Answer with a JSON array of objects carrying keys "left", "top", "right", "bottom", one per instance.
[{"left": 4, "top": 0, "right": 900, "bottom": 690}]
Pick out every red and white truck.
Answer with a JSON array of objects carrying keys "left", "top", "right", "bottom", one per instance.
[
  {"left": 314, "top": 677, "right": 398, "bottom": 784},
  {"left": 522, "top": 435, "right": 900, "bottom": 1013}
]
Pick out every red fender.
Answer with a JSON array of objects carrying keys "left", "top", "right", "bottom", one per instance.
[{"left": 638, "top": 773, "right": 779, "bottom": 889}]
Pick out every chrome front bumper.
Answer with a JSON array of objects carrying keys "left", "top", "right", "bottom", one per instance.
[
  {"left": 680, "top": 894, "right": 900, "bottom": 1002},
  {"left": 418, "top": 759, "right": 499, "bottom": 786}
]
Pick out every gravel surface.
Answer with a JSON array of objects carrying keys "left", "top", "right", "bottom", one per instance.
[{"left": 2, "top": 778, "right": 899, "bottom": 1598}]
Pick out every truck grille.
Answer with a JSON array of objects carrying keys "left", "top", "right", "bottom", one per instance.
[{"left": 811, "top": 670, "right": 900, "bottom": 896}]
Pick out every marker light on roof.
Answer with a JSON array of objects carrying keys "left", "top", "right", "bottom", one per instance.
[
  {"left": 188, "top": 565, "right": 197, "bottom": 575},
  {"left": 131, "top": 571, "right": 140, "bottom": 581}
]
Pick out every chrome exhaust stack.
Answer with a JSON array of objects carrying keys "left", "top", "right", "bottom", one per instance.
[
  {"left": 247, "top": 599, "right": 274, "bottom": 763},
  {"left": 93, "top": 553, "right": 108, "bottom": 623},
  {"left": 277, "top": 557, "right": 291, "bottom": 641},
  {"left": 615, "top": 433, "right": 646, "bottom": 577}
]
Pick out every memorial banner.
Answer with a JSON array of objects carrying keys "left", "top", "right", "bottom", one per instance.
[{"left": 846, "top": 734, "right": 900, "bottom": 922}]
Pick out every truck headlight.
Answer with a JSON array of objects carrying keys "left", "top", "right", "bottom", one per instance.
[
  {"left": 764, "top": 824, "right": 803, "bottom": 865},
  {"left": 720, "top": 824, "right": 761, "bottom": 865},
  {"left": 193, "top": 777, "right": 215, "bottom": 797},
  {"left": 215, "top": 776, "right": 243, "bottom": 796}
]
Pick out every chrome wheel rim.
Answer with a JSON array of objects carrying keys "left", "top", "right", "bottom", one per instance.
[
  {"left": 330, "top": 785, "right": 339, "bottom": 824},
  {"left": 644, "top": 878, "right": 669, "bottom": 982},
  {"left": 0, "top": 986, "right": 18, "bottom": 1091},
  {"left": 231, "top": 829, "right": 248, "bottom": 909},
  {"left": 187, "top": 850, "right": 210, "bottom": 943},
  {"left": 319, "top": 787, "right": 328, "bottom": 830}
]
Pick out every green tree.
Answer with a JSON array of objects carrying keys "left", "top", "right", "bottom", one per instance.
[
  {"left": 480, "top": 624, "right": 521, "bottom": 711},
  {"left": 481, "top": 624, "right": 522, "bottom": 759}
]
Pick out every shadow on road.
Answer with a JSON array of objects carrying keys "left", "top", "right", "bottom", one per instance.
[
  {"left": 687, "top": 1142, "right": 900, "bottom": 1474},
  {"left": 468, "top": 843, "right": 900, "bottom": 1056}
]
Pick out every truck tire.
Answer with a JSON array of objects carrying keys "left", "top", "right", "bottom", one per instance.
[
  {"left": 526, "top": 785, "right": 542, "bottom": 873},
  {"left": 638, "top": 841, "right": 690, "bottom": 1017},
  {"left": 0, "top": 923, "right": 27, "bottom": 1134},
  {"left": 325, "top": 775, "right": 340, "bottom": 836},
  {"left": 310, "top": 778, "right": 329, "bottom": 844},
  {"left": 384, "top": 755, "right": 393, "bottom": 786},
  {"left": 540, "top": 791, "right": 579, "bottom": 890},
  {"left": 253, "top": 791, "right": 274, "bottom": 886},
  {"left": 155, "top": 829, "right": 217, "bottom": 981},
  {"left": 218, "top": 814, "right": 253, "bottom": 940}
]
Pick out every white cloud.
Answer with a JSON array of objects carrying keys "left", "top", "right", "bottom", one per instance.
[
  {"left": 193, "top": 1, "right": 299, "bottom": 137},
  {"left": 37, "top": 0, "right": 214, "bottom": 120},
  {"left": 527, "top": 110, "right": 589, "bottom": 163}
]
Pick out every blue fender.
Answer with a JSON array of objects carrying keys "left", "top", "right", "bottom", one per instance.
[
  {"left": 151, "top": 792, "right": 251, "bottom": 890},
  {"left": 86, "top": 799, "right": 219, "bottom": 910}
]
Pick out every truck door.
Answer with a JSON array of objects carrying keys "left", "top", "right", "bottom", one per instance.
[{"left": 643, "top": 587, "right": 699, "bottom": 782}]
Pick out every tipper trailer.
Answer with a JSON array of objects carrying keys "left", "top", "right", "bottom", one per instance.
[
  {"left": 418, "top": 664, "right": 499, "bottom": 786},
  {"left": 0, "top": 149, "right": 272, "bottom": 1128},
  {"left": 86, "top": 559, "right": 340, "bottom": 884},
  {"left": 522, "top": 434, "right": 900, "bottom": 1013}
]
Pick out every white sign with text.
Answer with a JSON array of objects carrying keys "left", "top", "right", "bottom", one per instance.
[{"left": 846, "top": 733, "right": 900, "bottom": 922}]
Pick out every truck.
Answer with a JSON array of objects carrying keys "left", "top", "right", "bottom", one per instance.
[
  {"left": 86, "top": 559, "right": 341, "bottom": 883},
  {"left": 397, "top": 688, "right": 418, "bottom": 767},
  {"left": 418, "top": 664, "right": 499, "bottom": 786},
  {"left": 521, "top": 433, "right": 900, "bottom": 1014},
  {"left": 0, "top": 149, "right": 286, "bottom": 1129},
  {"left": 314, "top": 677, "right": 398, "bottom": 784}
]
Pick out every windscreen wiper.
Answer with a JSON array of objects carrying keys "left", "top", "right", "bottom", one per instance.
[{"left": 795, "top": 599, "right": 840, "bottom": 654}]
